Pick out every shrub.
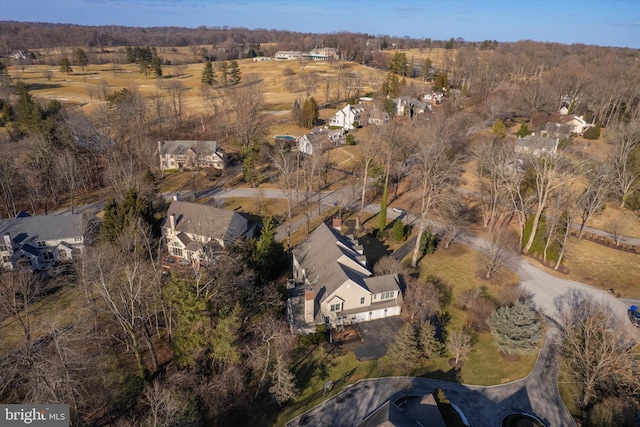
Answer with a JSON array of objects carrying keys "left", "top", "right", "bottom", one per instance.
[
  {"left": 583, "top": 125, "right": 601, "bottom": 140},
  {"left": 392, "top": 219, "right": 407, "bottom": 241},
  {"left": 515, "top": 123, "right": 531, "bottom": 138},
  {"left": 420, "top": 228, "right": 439, "bottom": 255},
  {"left": 486, "top": 301, "right": 543, "bottom": 355},
  {"left": 345, "top": 133, "right": 356, "bottom": 146},
  {"left": 492, "top": 119, "right": 507, "bottom": 138}
]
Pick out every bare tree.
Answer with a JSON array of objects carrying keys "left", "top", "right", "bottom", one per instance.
[
  {"left": 42, "top": 69, "right": 53, "bottom": 81},
  {"left": 268, "top": 353, "right": 298, "bottom": 405},
  {"left": 269, "top": 141, "right": 298, "bottom": 248},
  {"left": 474, "top": 140, "right": 514, "bottom": 231},
  {"left": 556, "top": 291, "right": 640, "bottom": 412},
  {"left": 0, "top": 271, "right": 41, "bottom": 342},
  {"left": 355, "top": 126, "right": 379, "bottom": 231},
  {"left": 577, "top": 163, "right": 612, "bottom": 238},
  {"left": 410, "top": 116, "right": 461, "bottom": 268},
  {"left": 447, "top": 329, "right": 473, "bottom": 365},
  {"left": 480, "top": 227, "right": 518, "bottom": 280},
  {"left": 437, "top": 197, "right": 476, "bottom": 249},
  {"left": 608, "top": 122, "right": 640, "bottom": 208},
  {"left": 605, "top": 217, "right": 627, "bottom": 246},
  {"left": 372, "top": 255, "right": 406, "bottom": 276},
  {"left": 165, "top": 80, "right": 186, "bottom": 124},
  {"left": 402, "top": 276, "right": 441, "bottom": 323},
  {"left": 522, "top": 151, "right": 573, "bottom": 254}
]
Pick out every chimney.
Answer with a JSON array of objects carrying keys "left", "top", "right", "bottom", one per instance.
[
  {"left": 169, "top": 213, "right": 176, "bottom": 233},
  {"left": 173, "top": 193, "right": 179, "bottom": 201},
  {"left": 332, "top": 217, "right": 342, "bottom": 232},
  {"left": 304, "top": 290, "right": 315, "bottom": 323}
]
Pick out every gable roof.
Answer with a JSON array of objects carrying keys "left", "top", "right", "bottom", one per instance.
[
  {"left": 159, "top": 140, "right": 220, "bottom": 156},
  {"left": 293, "top": 223, "right": 399, "bottom": 303},
  {"left": 0, "top": 214, "right": 84, "bottom": 244},
  {"left": 163, "top": 201, "right": 248, "bottom": 243},
  {"left": 515, "top": 135, "right": 559, "bottom": 153}
]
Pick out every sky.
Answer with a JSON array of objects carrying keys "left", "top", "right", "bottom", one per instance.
[{"left": 1, "top": 0, "right": 639, "bottom": 48}]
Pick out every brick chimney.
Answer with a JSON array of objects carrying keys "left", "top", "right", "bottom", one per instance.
[
  {"left": 304, "top": 290, "right": 315, "bottom": 323},
  {"left": 332, "top": 217, "right": 342, "bottom": 232}
]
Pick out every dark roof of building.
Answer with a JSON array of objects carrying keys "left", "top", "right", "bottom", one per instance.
[
  {"left": 0, "top": 214, "right": 84, "bottom": 244},
  {"left": 163, "top": 201, "right": 248, "bottom": 243}
]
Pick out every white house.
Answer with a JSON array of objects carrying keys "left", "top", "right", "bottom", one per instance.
[
  {"left": 328, "top": 104, "right": 366, "bottom": 130},
  {"left": 287, "top": 222, "right": 403, "bottom": 334},
  {"left": 158, "top": 140, "right": 225, "bottom": 172},
  {"left": 162, "top": 200, "right": 253, "bottom": 266},
  {"left": 0, "top": 212, "right": 84, "bottom": 272},
  {"left": 297, "top": 127, "right": 345, "bottom": 155},
  {"left": 274, "top": 51, "right": 302, "bottom": 60},
  {"left": 302, "top": 47, "right": 338, "bottom": 61}
]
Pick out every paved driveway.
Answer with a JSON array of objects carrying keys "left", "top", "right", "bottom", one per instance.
[{"left": 353, "top": 316, "right": 404, "bottom": 361}]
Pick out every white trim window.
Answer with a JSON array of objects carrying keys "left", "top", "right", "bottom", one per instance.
[
  {"left": 330, "top": 303, "right": 342, "bottom": 312},
  {"left": 380, "top": 291, "right": 395, "bottom": 300}
]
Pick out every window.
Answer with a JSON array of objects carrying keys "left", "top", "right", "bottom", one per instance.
[
  {"left": 74, "top": 236, "right": 83, "bottom": 242},
  {"left": 172, "top": 247, "right": 183, "bottom": 257},
  {"left": 360, "top": 297, "right": 365, "bottom": 305},
  {"left": 0, "top": 245, "right": 7, "bottom": 252},
  {"left": 43, "top": 252, "right": 54, "bottom": 261},
  {"left": 37, "top": 241, "right": 46, "bottom": 247},
  {"left": 330, "top": 303, "right": 342, "bottom": 312},
  {"left": 380, "top": 291, "right": 395, "bottom": 300},
  {"left": 2, "top": 255, "right": 9, "bottom": 262},
  {"left": 58, "top": 250, "right": 67, "bottom": 259}
]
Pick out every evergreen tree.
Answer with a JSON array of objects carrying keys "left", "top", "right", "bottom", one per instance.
[
  {"left": 515, "top": 123, "right": 531, "bottom": 138},
  {"left": 420, "top": 58, "right": 432, "bottom": 81},
  {"left": 229, "top": 60, "right": 242, "bottom": 85},
  {"left": 386, "top": 322, "right": 422, "bottom": 370},
  {"left": 201, "top": 60, "right": 216, "bottom": 86},
  {"left": 73, "top": 48, "right": 89, "bottom": 71},
  {"left": 167, "top": 275, "right": 207, "bottom": 367},
  {"left": 219, "top": 61, "right": 230, "bottom": 86},
  {"left": 381, "top": 71, "right": 400, "bottom": 97},
  {"left": 59, "top": 57, "right": 72, "bottom": 74},
  {"left": 487, "top": 300, "right": 543, "bottom": 355},
  {"left": 392, "top": 219, "right": 407, "bottom": 242},
  {"left": 247, "top": 217, "right": 287, "bottom": 283},
  {"left": 99, "top": 189, "right": 155, "bottom": 243},
  {"left": 150, "top": 56, "right": 163, "bottom": 78},
  {"left": 433, "top": 72, "right": 448, "bottom": 92},
  {"left": 301, "top": 97, "right": 319, "bottom": 128},
  {"left": 378, "top": 188, "right": 388, "bottom": 235},
  {"left": 419, "top": 321, "right": 442, "bottom": 360},
  {"left": 492, "top": 119, "right": 507, "bottom": 138},
  {"left": 268, "top": 353, "right": 299, "bottom": 404},
  {"left": 388, "top": 52, "right": 408, "bottom": 76}
]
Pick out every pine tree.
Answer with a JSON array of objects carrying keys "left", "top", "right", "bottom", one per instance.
[
  {"left": 150, "top": 56, "right": 162, "bottom": 78},
  {"left": 301, "top": 97, "right": 319, "bottom": 128},
  {"left": 381, "top": 72, "right": 400, "bottom": 97},
  {"left": 268, "top": 353, "right": 298, "bottom": 405},
  {"left": 487, "top": 301, "right": 543, "bottom": 355},
  {"left": 201, "top": 60, "right": 216, "bottom": 86},
  {"left": 229, "top": 60, "right": 242, "bottom": 85},
  {"left": 219, "top": 61, "right": 229, "bottom": 86},
  {"left": 515, "top": 123, "right": 531, "bottom": 138},
  {"left": 419, "top": 321, "right": 441, "bottom": 360},
  {"left": 492, "top": 119, "right": 507, "bottom": 138},
  {"left": 73, "top": 48, "right": 89, "bottom": 71},
  {"left": 59, "top": 57, "right": 72, "bottom": 74},
  {"left": 386, "top": 323, "right": 422, "bottom": 370}
]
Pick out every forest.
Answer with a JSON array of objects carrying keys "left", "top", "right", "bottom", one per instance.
[{"left": 0, "top": 21, "right": 639, "bottom": 426}]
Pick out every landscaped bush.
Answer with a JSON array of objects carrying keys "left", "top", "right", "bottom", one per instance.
[
  {"left": 392, "top": 219, "right": 407, "bottom": 241},
  {"left": 420, "top": 228, "right": 439, "bottom": 255},
  {"left": 583, "top": 125, "right": 601, "bottom": 140}
]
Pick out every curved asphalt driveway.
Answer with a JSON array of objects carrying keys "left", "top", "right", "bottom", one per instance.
[{"left": 286, "top": 326, "right": 573, "bottom": 427}]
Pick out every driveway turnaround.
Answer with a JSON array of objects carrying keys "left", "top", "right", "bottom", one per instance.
[
  {"left": 286, "top": 327, "right": 575, "bottom": 427},
  {"left": 352, "top": 317, "right": 404, "bottom": 361}
]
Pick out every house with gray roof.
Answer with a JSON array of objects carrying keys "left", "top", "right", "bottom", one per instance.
[
  {"left": 515, "top": 134, "right": 559, "bottom": 158},
  {"left": 158, "top": 140, "right": 225, "bottom": 172},
  {"left": 161, "top": 200, "right": 254, "bottom": 267},
  {"left": 298, "top": 127, "right": 345, "bottom": 155},
  {"left": 287, "top": 222, "right": 402, "bottom": 334},
  {"left": 0, "top": 212, "right": 84, "bottom": 271}
]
